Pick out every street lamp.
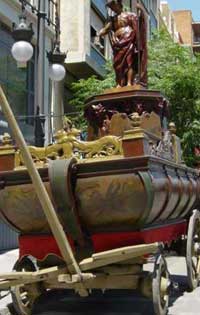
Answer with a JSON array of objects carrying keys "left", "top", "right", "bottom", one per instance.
[
  {"left": 11, "top": 15, "right": 34, "bottom": 63},
  {"left": 11, "top": 4, "right": 65, "bottom": 82},
  {"left": 11, "top": 0, "right": 66, "bottom": 146},
  {"left": 47, "top": 44, "right": 66, "bottom": 82}
]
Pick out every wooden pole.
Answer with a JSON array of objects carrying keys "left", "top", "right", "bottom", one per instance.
[
  {"left": 0, "top": 86, "right": 88, "bottom": 296},
  {"left": 136, "top": 0, "right": 141, "bottom": 83}
]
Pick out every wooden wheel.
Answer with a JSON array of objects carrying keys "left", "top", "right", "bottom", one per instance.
[
  {"left": 152, "top": 255, "right": 171, "bottom": 315},
  {"left": 186, "top": 210, "right": 200, "bottom": 291},
  {"left": 11, "top": 257, "right": 43, "bottom": 315}
]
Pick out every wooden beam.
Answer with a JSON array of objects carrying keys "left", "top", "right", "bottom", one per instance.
[
  {"left": 48, "top": 274, "right": 140, "bottom": 290},
  {"left": 0, "top": 267, "right": 67, "bottom": 290},
  {"left": 79, "top": 243, "right": 159, "bottom": 271}
]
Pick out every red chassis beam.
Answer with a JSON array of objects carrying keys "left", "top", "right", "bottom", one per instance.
[{"left": 19, "top": 221, "right": 187, "bottom": 261}]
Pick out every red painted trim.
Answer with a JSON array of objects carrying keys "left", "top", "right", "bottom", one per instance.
[
  {"left": 91, "top": 222, "right": 187, "bottom": 252},
  {"left": 19, "top": 234, "right": 74, "bottom": 261},
  {"left": 19, "top": 222, "right": 187, "bottom": 260}
]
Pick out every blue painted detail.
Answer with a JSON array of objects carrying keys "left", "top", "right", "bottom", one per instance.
[
  {"left": 91, "top": 0, "right": 107, "bottom": 19},
  {"left": 0, "top": 222, "right": 18, "bottom": 251},
  {"left": 90, "top": 45, "right": 106, "bottom": 70}
]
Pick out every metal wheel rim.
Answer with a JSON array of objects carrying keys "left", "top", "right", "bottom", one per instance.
[
  {"left": 186, "top": 210, "right": 200, "bottom": 291},
  {"left": 152, "top": 255, "right": 170, "bottom": 315}
]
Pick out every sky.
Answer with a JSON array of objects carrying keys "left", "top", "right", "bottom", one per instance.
[{"left": 167, "top": 0, "right": 200, "bottom": 21}]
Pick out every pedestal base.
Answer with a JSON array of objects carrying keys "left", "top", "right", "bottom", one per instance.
[{"left": 84, "top": 88, "right": 168, "bottom": 140}]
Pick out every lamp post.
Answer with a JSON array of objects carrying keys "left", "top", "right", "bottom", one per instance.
[
  {"left": 11, "top": 14, "right": 34, "bottom": 63},
  {"left": 11, "top": 0, "right": 66, "bottom": 146}
]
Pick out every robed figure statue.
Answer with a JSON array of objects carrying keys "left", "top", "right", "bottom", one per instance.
[{"left": 98, "top": 0, "right": 147, "bottom": 88}]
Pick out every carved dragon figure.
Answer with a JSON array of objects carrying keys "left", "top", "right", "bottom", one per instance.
[{"left": 15, "top": 128, "right": 122, "bottom": 167}]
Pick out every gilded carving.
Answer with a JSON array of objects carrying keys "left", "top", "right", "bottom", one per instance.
[
  {"left": 0, "top": 133, "right": 15, "bottom": 156},
  {"left": 15, "top": 128, "right": 122, "bottom": 167}
]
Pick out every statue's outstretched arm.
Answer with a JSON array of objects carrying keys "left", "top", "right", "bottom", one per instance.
[{"left": 98, "top": 22, "right": 112, "bottom": 37}]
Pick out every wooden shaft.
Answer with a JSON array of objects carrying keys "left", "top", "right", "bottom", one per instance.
[
  {"left": 137, "top": 4, "right": 141, "bottom": 82},
  {"left": 0, "top": 86, "right": 87, "bottom": 296}
]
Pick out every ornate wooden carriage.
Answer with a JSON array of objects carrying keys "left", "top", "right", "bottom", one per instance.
[
  {"left": 0, "top": 85, "right": 200, "bottom": 315},
  {"left": 0, "top": 2, "right": 200, "bottom": 314}
]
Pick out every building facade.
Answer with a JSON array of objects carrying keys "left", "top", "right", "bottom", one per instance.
[
  {"left": 0, "top": 0, "right": 57, "bottom": 250},
  {"left": 60, "top": 0, "right": 110, "bottom": 113},
  {"left": 0, "top": 0, "right": 56, "bottom": 144},
  {"left": 60, "top": 0, "right": 160, "bottom": 114},
  {"left": 160, "top": 1, "right": 182, "bottom": 43},
  {"left": 160, "top": 1, "right": 200, "bottom": 53},
  {"left": 140, "top": 0, "right": 160, "bottom": 34},
  {"left": 173, "top": 10, "right": 200, "bottom": 53}
]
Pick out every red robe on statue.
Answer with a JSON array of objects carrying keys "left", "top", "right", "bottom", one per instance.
[{"left": 109, "top": 10, "right": 147, "bottom": 87}]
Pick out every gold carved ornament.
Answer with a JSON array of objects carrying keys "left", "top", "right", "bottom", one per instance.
[{"left": 15, "top": 128, "right": 122, "bottom": 168}]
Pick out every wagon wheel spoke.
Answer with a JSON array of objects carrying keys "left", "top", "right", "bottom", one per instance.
[
  {"left": 186, "top": 210, "right": 200, "bottom": 291},
  {"left": 20, "top": 291, "right": 28, "bottom": 298},
  {"left": 192, "top": 259, "right": 197, "bottom": 273},
  {"left": 196, "top": 258, "right": 200, "bottom": 277},
  {"left": 152, "top": 255, "right": 170, "bottom": 315},
  {"left": 24, "top": 301, "right": 30, "bottom": 308},
  {"left": 11, "top": 257, "right": 44, "bottom": 315}
]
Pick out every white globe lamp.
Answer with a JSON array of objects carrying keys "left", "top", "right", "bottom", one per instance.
[
  {"left": 11, "top": 40, "right": 33, "bottom": 63},
  {"left": 47, "top": 44, "right": 66, "bottom": 82},
  {"left": 49, "top": 63, "right": 66, "bottom": 82}
]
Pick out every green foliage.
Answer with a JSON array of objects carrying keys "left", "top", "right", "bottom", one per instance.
[
  {"left": 182, "top": 120, "right": 200, "bottom": 166},
  {"left": 149, "top": 29, "right": 200, "bottom": 165},
  {"left": 70, "top": 29, "right": 200, "bottom": 165},
  {"left": 69, "top": 61, "right": 115, "bottom": 129}
]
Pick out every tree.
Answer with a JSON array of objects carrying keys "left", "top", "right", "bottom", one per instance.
[
  {"left": 70, "top": 30, "right": 200, "bottom": 166},
  {"left": 148, "top": 30, "right": 200, "bottom": 165},
  {"left": 69, "top": 61, "right": 115, "bottom": 129}
]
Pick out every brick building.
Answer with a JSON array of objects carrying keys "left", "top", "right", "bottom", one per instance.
[
  {"left": 160, "top": 1, "right": 200, "bottom": 53},
  {"left": 160, "top": 1, "right": 183, "bottom": 43}
]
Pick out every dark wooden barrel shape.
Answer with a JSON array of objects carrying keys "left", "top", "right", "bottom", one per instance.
[
  {"left": 170, "top": 170, "right": 192, "bottom": 220},
  {"left": 156, "top": 166, "right": 180, "bottom": 221},
  {"left": 0, "top": 156, "right": 200, "bottom": 236},
  {"left": 76, "top": 172, "right": 152, "bottom": 233},
  {"left": 0, "top": 183, "right": 55, "bottom": 233}
]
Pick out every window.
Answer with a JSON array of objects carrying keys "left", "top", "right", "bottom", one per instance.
[
  {"left": 91, "top": 0, "right": 107, "bottom": 18},
  {"left": 0, "top": 23, "right": 35, "bottom": 141},
  {"left": 26, "top": 0, "right": 57, "bottom": 29},
  {"left": 91, "top": 26, "right": 105, "bottom": 56},
  {"left": 90, "top": 8, "right": 105, "bottom": 56},
  {"left": 47, "top": 0, "right": 58, "bottom": 27}
]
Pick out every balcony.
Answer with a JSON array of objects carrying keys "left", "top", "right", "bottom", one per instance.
[
  {"left": 61, "top": 1, "right": 107, "bottom": 79},
  {"left": 193, "top": 42, "right": 200, "bottom": 53},
  {"left": 192, "top": 22, "right": 200, "bottom": 53}
]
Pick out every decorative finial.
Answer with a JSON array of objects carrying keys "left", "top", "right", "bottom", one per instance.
[
  {"left": 130, "top": 112, "right": 141, "bottom": 128},
  {"left": 169, "top": 122, "right": 176, "bottom": 134},
  {"left": 2, "top": 133, "right": 12, "bottom": 146}
]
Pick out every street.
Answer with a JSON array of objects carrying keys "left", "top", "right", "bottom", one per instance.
[{"left": 1, "top": 251, "right": 200, "bottom": 315}]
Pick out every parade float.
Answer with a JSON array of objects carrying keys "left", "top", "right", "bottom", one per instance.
[{"left": 0, "top": 1, "right": 200, "bottom": 315}]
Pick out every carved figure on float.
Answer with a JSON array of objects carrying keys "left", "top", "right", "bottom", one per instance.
[{"left": 98, "top": 0, "right": 147, "bottom": 87}]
